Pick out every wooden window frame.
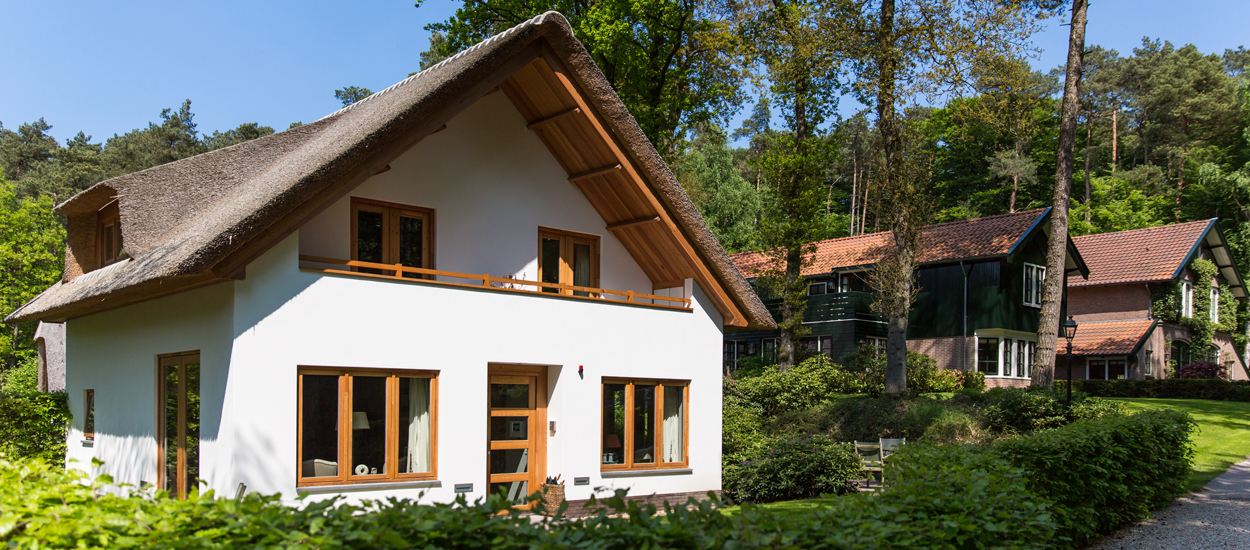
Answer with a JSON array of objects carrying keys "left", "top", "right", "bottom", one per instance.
[
  {"left": 296, "top": 367, "right": 439, "bottom": 488},
  {"left": 83, "top": 389, "right": 95, "bottom": 440},
  {"left": 155, "top": 351, "right": 200, "bottom": 498},
  {"left": 350, "top": 197, "right": 435, "bottom": 276},
  {"left": 1023, "top": 263, "right": 1045, "bottom": 308},
  {"left": 537, "top": 227, "right": 600, "bottom": 295},
  {"left": 600, "top": 378, "right": 689, "bottom": 472},
  {"left": 96, "top": 201, "right": 123, "bottom": 267}
]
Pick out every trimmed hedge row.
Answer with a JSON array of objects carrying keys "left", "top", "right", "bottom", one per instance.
[
  {"left": 1071, "top": 378, "right": 1250, "bottom": 401},
  {"left": 1, "top": 409, "right": 1193, "bottom": 549},
  {"left": 995, "top": 408, "right": 1195, "bottom": 547}
]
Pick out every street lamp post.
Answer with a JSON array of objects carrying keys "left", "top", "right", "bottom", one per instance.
[{"left": 1064, "top": 315, "right": 1079, "bottom": 408}]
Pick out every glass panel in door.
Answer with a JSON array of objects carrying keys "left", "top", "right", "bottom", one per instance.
[
  {"left": 356, "top": 209, "right": 384, "bottom": 274},
  {"left": 488, "top": 374, "right": 537, "bottom": 507},
  {"left": 398, "top": 214, "right": 425, "bottom": 279},
  {"left": 572, "top": 242, "right": 592, "bottom": 297},
  {"left": 540, "top": 238, "right": 561, "bottom": 293}
]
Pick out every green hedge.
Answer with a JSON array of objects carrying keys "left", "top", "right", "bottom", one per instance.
[
  {"left": 722, "top": 433, "right": 862, "bottom": 503},
  {"left": 995, "top": 409, "right": 1195, "bottom": 548},
  {"left": 1070, "top": 378, "right": 1250, "bottom": 401},
  {"left": 0, "top": 410, "right": 1194, "bottom": 549},
  {"left": 0, "top": 390, "right": 69, "bottom": 464}
]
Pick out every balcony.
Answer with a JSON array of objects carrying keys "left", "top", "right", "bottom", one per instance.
[
  {"left": 297, "top": 255, "right": 692, "bottom": 311},
  {"left": 762, "top": 291, "right": 881, "bottom": 323}
]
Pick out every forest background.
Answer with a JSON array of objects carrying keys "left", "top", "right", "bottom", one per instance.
[{"left": 2, "top": 0, "right": 1249, "bottom": 385}]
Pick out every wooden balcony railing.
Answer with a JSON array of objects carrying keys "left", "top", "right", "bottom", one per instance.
[{"left": 298, "top": 255, "right": 692, "bottom": 310}]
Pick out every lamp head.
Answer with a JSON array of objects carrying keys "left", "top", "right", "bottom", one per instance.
[{"left": 1063, "top": 315, "right": 1078, "bottom": 341}]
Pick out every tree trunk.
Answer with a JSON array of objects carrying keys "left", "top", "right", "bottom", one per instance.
[
  {"left": 876, "top": 0, "right": 909, "bottom": 394},
  {"left": 1111, "top": 108, "right": 1118, "bottom": 173},
  {"left": 850, "top": 152, "right": 858, "bottom": 236},
  {"left": 778, "top": 70, "right": 812, "bottom": 370},
  {"left": 1084, "top": 121, "right": 1093, "bottom": 222},
  {"left": 1033, "top": 0, "right": 1087, "bottom": 387}
]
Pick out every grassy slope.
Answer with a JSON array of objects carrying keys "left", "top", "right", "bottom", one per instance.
[
  {"left": 1107, "top": 397, "right": 1250, "bottom": 492},
  {"left": 721, "top": 397, "right": 1250, "bottom": 515}
]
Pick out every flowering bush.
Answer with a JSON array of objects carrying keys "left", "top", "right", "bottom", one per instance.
[
  {"left": 1177, "top": 361, "right": 1227, "bottom": 380},
  {"left": 722, "top": 433, "right": 862, "bottom": 504}
]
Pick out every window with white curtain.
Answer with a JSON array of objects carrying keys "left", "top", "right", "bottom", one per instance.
[
  {"left": 1210, "top": 288, "right": 1219, "bottom": 323},
  {"left": 601, "top": 379, "right": 688, "bottom": 470},
  {"left": 1023, "top": 263, "right": 1045, "bottom": 307},
  {"left": 297, "top": 368, "right": 438, "bottom": 487},
  {"left": 1181, "top": 281, "right": 1193, "bottom": 317}
]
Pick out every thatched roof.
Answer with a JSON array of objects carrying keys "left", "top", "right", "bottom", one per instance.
[{"left": 5, "top": 12, "right": 773, "bottom": 330}]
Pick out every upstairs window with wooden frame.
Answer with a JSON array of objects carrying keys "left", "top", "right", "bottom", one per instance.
[
  {"left": 538, "top": 228, "right": 599, "bottom": 296},
  {"left": 351, "top": 198, "right": 434, "bottom": 278},
  {"left": 298, "top": 367, "right": 438, "bottom": 487},
  {"left": 601, "top": 379, "right": 688, "bottom": 471},
  {"left": 97, "top": 201, "right": 123, "bottom": 267}
]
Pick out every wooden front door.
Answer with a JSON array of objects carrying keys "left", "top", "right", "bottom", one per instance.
[
  {"left": 158, "top": 352, "right": 200, "bottom": 498},
  {"left": 487, "top": 365, "right": 546, "bottom": 507}
]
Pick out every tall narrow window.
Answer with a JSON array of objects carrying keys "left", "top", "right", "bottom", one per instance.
[
  {"left": 1016, "top": 340, "right": 1028, "bottom": 377},
  {"left": 601, "top": 379, "right": 688, "bottom": 470},
  {"left": 350, "top": 198, "right": 433, "bottom": 278},
  {"left": 537, "top": 228, "right": 599, "bottom": 296},
  {"left": 83, "top": 389, "right": 95, "bottom": 440},
  {"left": 158, "top": 353, "right": 199, "bottom": 498},
  {"left": 297, "top": 368, "right": 437, "bottom": 487},
  {"left": 1181, "top": 282, "right": 1193, "bottom": 318},
  {"left": 978, "top": 338, "right": 1000, "bottom": 376},
  {"left": 1023, "top": 263, "right": 1045, "bottom": 307},
  {"left": 97, "top": 201, "right": 123, "bottom": 267},
  {"left": 1211, "top": 288, "right": 1219, "bottom": 323},
  {"left": 1002, "top": 339, "right": 1014, "bottom": 377}
]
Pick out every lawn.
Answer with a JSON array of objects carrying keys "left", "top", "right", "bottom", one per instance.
[
  {"left": 1107, "top": 397, "right": 1250, "bottom": 492},
  {"left": 719, "top": 495, "right": 850, "bottom": 520}
]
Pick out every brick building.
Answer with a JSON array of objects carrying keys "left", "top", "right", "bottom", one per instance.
[{"left": 1064, "top": 220, "right": 1250, "bottom": 381}]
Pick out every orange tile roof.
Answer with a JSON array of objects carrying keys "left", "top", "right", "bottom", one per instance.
[
  {"left": 731, "top": 209, "right": 1048, "bottom": 277},
  {"left": 1068, "top": 319, "right": 1155, "bottom": 356},
  {"left": 1070, "top": 220, "right": 1213, "bottom": 287}
]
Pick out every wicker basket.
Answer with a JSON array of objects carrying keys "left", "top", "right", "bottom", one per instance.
[{"left": 539, "top": 483, "right": 566, "bottom": 515}]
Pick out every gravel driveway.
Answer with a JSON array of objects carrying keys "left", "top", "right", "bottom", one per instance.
[{"left": 1091, "top": 459, "right": 1250, "bottom": 549}]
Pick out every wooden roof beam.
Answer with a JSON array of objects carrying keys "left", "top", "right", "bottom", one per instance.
[
  {"left": 527, "top": 107, "right": 581, "bottom": 130},
  {"left": 606, "top": 216, "right": 661, "bottom": 232},
  {"left": 568, "top": 164, "right": 621, "bottom": 183}
]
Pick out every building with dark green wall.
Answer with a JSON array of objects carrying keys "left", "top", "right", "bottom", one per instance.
[{"left": 726, "top": 208, "right": 1089, "bottom": 388}]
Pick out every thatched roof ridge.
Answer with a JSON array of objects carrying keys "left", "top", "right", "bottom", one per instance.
[{"left": 7, "top": 12, "right": 773, "bottom": 329}]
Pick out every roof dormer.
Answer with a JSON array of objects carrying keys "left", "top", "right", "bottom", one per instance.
[{"left": 56, "top": 184, "right": 123, "bottom": 282}]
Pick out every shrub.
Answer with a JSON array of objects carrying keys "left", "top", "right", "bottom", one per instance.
[
  {"left": 722, "top": 393, "right": 765, "bottom": 464},
  {"left": 1177, "top": 361, "right": 1227, "bottom": 379},
  {"left": 722, "top": 433, "right": 862, "bottom": 504},
  {"left": 730, "top": 356, "right": 850, "bottom": 415},
  {"left": 995, "top": 409, "right": 1196, "bottom": 547},
  {"left": 0, "top": 389, "right": 69, "bottom": 465},
  {"left": 959, "top": 369, "right": 987, "bottom": 392},
  {"left": 967, "top": 386, "right": 1126, "bottom": 434},
  {"left": 841, "top": 346, "right": 959, "bottom": 395},
  {"left": 1073, "top": 378, "right": 1250, "bottom": 401}
]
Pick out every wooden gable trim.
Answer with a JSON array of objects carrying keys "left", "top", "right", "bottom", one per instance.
[{"left": 508, "top": 47, "right": 745, "bottom": 327}]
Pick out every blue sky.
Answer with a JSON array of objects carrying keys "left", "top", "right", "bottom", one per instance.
[{"left": 1, "top": 0, "right": 1246, "bottom": 144}]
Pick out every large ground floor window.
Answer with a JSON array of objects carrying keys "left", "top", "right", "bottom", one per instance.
[
  {"left": 602, "top": 379, "right": 689, "bottom": 471},
  {"left": 298, "top": 368, "right": 438, "bottom": 487},
  {"left": 976, "top": 334, "right": 1035, "bottom": 379}
]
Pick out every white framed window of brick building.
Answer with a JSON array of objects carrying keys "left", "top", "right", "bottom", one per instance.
[
  {"left": 1023, "top": 263, "right": 1045, "bottom": 308},
  {"left": 1210, "top": 287, "right": 1219, "bottom": 323},
  {"left": 1181, "top": 281, "right": 1193, "bottom": 318}
]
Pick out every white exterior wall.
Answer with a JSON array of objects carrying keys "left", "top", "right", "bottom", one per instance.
[
  {"left": 64, "top": 282, "right": 234, "bottom": 490},
  {"left": 63, "top": 90, "right": 725, "bottom": 505}
]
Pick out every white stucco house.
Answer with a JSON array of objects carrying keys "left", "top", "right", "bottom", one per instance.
[{"left": 4, "top": 12, "right": 773, "bottom": 508}]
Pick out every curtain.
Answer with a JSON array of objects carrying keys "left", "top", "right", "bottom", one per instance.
[
  {"left": 406, "top": 378, "right": 431, "bottom": 473},
  {"left": 663, "top": 388, "right": 684, "bottom": 463}
]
